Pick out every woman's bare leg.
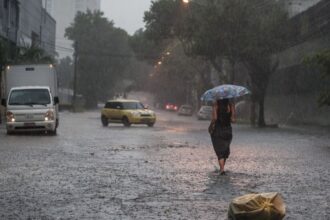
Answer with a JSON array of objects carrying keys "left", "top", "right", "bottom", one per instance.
[{"left": 219, "top": 159, "right": 225, "bottom": 173}]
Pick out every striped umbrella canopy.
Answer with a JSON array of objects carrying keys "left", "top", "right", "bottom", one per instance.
[{"left": 201, "top": 84, "right": 250, "bottom": 102}]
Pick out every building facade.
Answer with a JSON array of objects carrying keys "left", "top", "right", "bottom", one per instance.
[
  {"left": 18, "top": 0, "right": 56, "bottom": 56},
  {"left": 0, "top": 0, "right": 19, "bottom": 46},
  {"left": 42, "top": 0, "right": 101, "bottom": 58},
  {"left": 0, "top": 0, "right": 56, "bottom": 57}
]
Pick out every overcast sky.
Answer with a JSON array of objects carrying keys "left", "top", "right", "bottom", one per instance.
[{"left": 101, "top": 0, "right": 153, "bottom": 35}]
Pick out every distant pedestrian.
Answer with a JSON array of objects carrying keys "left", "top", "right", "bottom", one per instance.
[{"left": 209, "top": 98, "right": 236, "bottom": 175}]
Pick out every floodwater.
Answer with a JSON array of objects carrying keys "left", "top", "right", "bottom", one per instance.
[{"left": 0, "top": 110, "right": 329, "bottom": 219}]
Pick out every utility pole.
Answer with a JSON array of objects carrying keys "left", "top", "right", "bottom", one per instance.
[
  {"left": 72, "top": 41, "right": 78, "bottom": 112},
  {"left": 0, "top": 65, "right": 2, "bottom": 124}
]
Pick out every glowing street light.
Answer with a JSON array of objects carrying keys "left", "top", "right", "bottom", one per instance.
[{"left": 182, "top": 0, "right": 190, "bottom": 3}]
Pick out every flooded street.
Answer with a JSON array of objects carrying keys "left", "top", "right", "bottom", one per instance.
[{"left": 0, "top": 110, "right": 329, "bottom": 220}]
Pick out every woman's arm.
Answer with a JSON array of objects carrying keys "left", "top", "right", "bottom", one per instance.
[
  {"left": 212, "top": 103, "right": 217, "bottom": 122},
  {"left": 230, "top": 103, "right": 236, "bottom": 123}
]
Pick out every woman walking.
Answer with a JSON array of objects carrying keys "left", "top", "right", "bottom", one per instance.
[{"left": 210, "top": 98, "right": 236, "bottom": 175}]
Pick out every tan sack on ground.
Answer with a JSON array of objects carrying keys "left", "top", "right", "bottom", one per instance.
[{"left": 228, "top": 192, "right": 286, "bottom": 220}]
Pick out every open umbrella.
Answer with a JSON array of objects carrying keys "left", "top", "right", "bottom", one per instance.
[{"left": 201, "top": 84, "right": 250, "bottom": 102}]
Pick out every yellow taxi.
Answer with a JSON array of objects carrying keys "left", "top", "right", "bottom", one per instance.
[{"left": 101, "top": 99, "right": 156, "bottom": 127}]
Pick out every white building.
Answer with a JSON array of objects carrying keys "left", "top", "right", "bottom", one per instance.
[{"left": 42, "top": 0, "right": 101, "bottom": 58}]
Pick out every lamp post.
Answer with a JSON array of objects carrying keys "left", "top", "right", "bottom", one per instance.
[{"left": 182, "top": 0, "right": 206, "bottom": 6}]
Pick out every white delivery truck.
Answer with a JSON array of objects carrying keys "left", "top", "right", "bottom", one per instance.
[{"left": 1, "top": 64, "right": 59, "bottom": 135}]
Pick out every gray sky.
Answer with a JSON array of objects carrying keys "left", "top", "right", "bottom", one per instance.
[{"left": 101, "top": 0, "right": 152, "bottom": 35}]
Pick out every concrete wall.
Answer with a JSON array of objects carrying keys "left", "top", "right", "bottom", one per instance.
[
  {"left": 281, "top": 0, "right": 322, "bottom": 17},
  {"left": 236, "top": 0, "right": 330, "bottom": 126},
  {"left": 265, "top": 63, "right": 330, "bottom": 126},
  {"left": 264, "top": 2, "right": 330, "bottom": 126}
]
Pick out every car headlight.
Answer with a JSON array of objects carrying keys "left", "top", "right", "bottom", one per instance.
[
  {"left": 6, "top": 111, "right": 15, "bottom": 122},
  {"left": 45, "top": 110, "right": 55, "bottom": 121}
]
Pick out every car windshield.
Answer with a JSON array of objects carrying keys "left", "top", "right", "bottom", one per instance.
[
  {"left": 122, "top": 102, "right": 144, "bottom": 110},
  {"left": 9, "top": 89, "right": 51, "bottom": 106}
]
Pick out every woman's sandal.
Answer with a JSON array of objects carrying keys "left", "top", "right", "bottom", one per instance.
[{"left": 220, "top": 171, "right": 226, "bottom": 175}]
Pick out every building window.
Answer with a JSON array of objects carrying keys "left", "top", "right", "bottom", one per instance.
[
  {"left": 10, "top": 1, "right": 17, "bottom": 27},
  {"left": 0, "top": 0, "right": 3, "bottom": 19}
]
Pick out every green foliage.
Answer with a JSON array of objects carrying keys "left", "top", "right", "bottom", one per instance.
[
  {"left": 144, "top": 0, "right": 182, "bottom": 42},
  {"left": 65, "top": 10, "right": 133, "bottom": 108},
  {"left": 1, "top": 39, "right": 54, "bottom": 66},
  {"left": 129, "top": 29, "right": 167, "bottom": 63},
  {"left": 0, "top": 39, "right": 16, "bottom": 67},
  {"left": 15, "top": 44, "right": 54, "bottom": 64},
  {"left": 56, "top": 57, "right": 74, "bottom": 89},
  {"left": 304, "top": 50, "right": 330, "bottom": 106},
  {"left": 0, "top": 39, "right": 9, "bottom": 67}
]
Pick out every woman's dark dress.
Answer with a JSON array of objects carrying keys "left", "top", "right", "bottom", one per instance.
[{"left": 211, "top": 105, "right": 233, "bottom": 160}]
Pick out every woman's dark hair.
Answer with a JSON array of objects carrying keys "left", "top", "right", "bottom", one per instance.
[{"left": 217, "top": 99, "right": 230, "bottom": 112}]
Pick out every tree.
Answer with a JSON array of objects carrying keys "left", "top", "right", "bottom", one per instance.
[
  {"left": 15, "top": 44, "right": 54, "bottom": 64},
  {"left": 0, "top": 39, "right": 10, "bottom": 67},
  {"left": 65, "top": 10, "right": 133, "bottom": 108},
  {"left": 148, "top": 42, "right": 211, "bottom": 106},
  {"left": 144, "top": 0, "right": 249, "bottom": 82},
  {"left": 144, "top": 0, "right": 290, "bottom": 127},
  {"left": 56, "top": 57, "right": 74, "bottom": 89},
  {"left": 129, "top": 28, "right": 168, "bottom": 64},
  {"left": 235, "top": 0, "right": 289, "bottom": 126}
]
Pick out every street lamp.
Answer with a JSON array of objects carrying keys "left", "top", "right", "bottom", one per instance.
[{"left": 182, "top": 0, "right": 207, "bottom": 6}]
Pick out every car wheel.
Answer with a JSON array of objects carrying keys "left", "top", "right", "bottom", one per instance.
[
  {"left": 147, "top": 123, "right": 154, "bottom": 127},
  {"left": 122, "top": 117, "right": 131, "bottom": 127},
  {"left": 49, "top": 128, "right": 57, "bottom": 136},
  {"left": 101, "top": 115, "right": 109, "bottom": 127}
]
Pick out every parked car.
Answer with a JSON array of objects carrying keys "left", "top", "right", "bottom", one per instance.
[
  {"left": 197, "top": 105, "right": 213, "bottom": 120},
  {"left": 178, "top": 104, "right": 193, "bottom": 116},
  {"left": 101, "top": 99, "right": 156, "bottom": 127},
  {"left": 165, "top": 103, "right": 178, "bottom": 111}
]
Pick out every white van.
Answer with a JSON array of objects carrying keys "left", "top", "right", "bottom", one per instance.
[{"left": 1, "top": 64, "right": 59, "bottom": 135}]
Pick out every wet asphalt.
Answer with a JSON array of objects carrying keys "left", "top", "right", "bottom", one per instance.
[{"left": 0, "top": 110, "right": 329, "bottom": 220}]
